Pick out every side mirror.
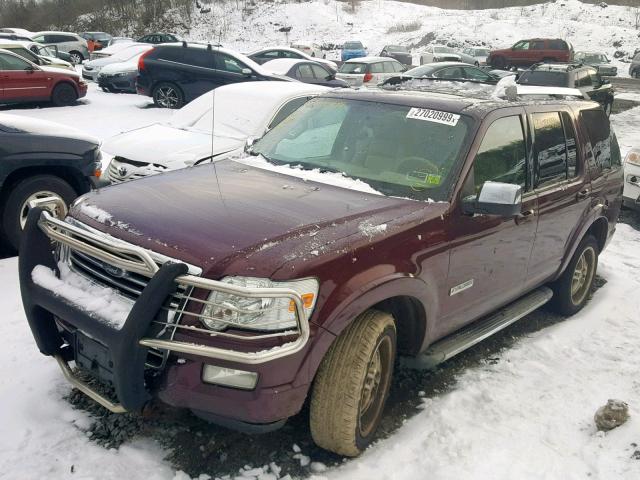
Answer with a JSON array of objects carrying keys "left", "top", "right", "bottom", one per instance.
[
  {"left": 25, "top": 64, "right": 36, "bottom": 73},
  {"left": 241, "top": 68, "right": 253, "bottom": 77},
  {"left": 244, "top": 136, "right": 257, "bottom": 153},
  {"left": 462, "top": 181, "right": 522, "bottom": 217}
]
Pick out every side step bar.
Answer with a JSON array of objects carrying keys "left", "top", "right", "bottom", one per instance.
[{"left": 414, "top": 287, "right": 553, "bottom": 369}]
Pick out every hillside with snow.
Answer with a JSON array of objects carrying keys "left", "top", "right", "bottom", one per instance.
[{"left": 187, "top": 0, "right": 640, "bottom": 76}]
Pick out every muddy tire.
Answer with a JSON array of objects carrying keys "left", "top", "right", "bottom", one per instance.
[
  {"left": 310, "top": 309, "right": 396, "bottom": 457},
  {"left": 2, "top": 175, "right": 75, "bottom": 250},
  {"left": 51, "top": 83, "right": 78, "bottom": 106},
  {"left": 549, "top": 235, "right": 599, "bottom": 316}
]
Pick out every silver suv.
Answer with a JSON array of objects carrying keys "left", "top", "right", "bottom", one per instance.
[
  {"left": 31, "top": 31, "right": 89, "bottom": 64},
  {"left": 630, "top": 52, "right": 640, "bottom": 79}
]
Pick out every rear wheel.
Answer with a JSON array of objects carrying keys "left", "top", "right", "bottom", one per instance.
[
  {"left": 51, "top": 83, "right": 78, "bottom": 106},
  {"left": 2, "top": 175, "right": 75, "bottom": 250},
  {"left": 549, "top": 235, "right": 599, "bottom": 315},
  {"left": 69, "top": 51, "right": 84, "bottom": 65},
  {"left": 310, "top": 310, "right": 396, "bottom": 457},
  {"left": 152, "top": 82, "right": 184, "bottom": 109}
]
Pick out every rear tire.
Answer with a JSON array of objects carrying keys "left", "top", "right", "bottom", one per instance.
[
  {"left": 69, "top": 51, "right": 84, "bottom": 65},
  {"left": 549, "top": 235, "right": 599, "bottom": 316},
  {"left": 152, "top": 82, "right": 184, "bottom": 109},
  {"left": 310, "top": 310, "right": 396, "bottom": 457},
  {"left": 51, "top": 83, "right": 78, "bottom": 106},
  {"left": 2, "top": 175, "right": 76, "bottom": 250}
]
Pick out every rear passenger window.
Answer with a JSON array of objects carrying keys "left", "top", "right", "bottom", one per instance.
[
  {"left": 216, "top": 54, "right": 247, "bottom": 73},
  {"left": 473, "top": 116, "right": 527, "bottom": 190},
  {"left": 549, "top": 40, "right": 568, "bottom": 50},
  {"left": 296, "top": 64, "right": 314, "bottom": 81},
  {"left": 157, "top": 47, "right": 183, "bottom": 62},
  {"left": 581, "top": 109, "right": 620, "bottom": 170},
  {"left": 560, "top": 112, "right": 578, "bottom": 178},
  {"left": 531, "top": 40, "right": 546, "bottom": 50},
  {"left": 533, "top": 112, "right": 567, "bottom": 187},
  {"left": 383, "top": 62, "right": 396, "bottom": 73},
  {"left": 183, "top": 49, "right": 214, "bottom": 68},
  {"left": 370, "top": 62, "right": 384, "bottom": 74}
]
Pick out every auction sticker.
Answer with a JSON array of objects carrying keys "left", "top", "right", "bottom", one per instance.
[{"left": 406, "top": 107, "right": 460, "bottom": 126}]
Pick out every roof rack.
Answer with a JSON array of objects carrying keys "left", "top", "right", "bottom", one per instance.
[
  {"left": 382, "top": 75, "right": 498, "bottom": 87},
  {"left": 508, "top": 85, "right": 586, "bottom": 100},
  {"left": 529, "top": 62, "right": 583, "bottom": 71}
]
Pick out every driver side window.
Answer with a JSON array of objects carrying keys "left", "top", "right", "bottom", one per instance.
[
  {"left": 513, "top": 41, "right": 529, "bottom": 51},
  {"left": 472, "top": 116, "right": 527, "bottom": 191},
  {"left": 0, "top": 53, "right": 31, "bottom": 70}
]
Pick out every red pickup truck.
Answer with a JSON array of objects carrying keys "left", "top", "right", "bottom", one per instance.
[
  {"left": 19, "top": 88, "right": 623, "bottom": 457},
  {"left": 488, "top": 38, "right": 573, "bottom": 69},
  {"left": 0, "top": 48, "right": 87, "bottom": 106}
]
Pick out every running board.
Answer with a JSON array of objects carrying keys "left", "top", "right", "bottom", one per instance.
[{"left": 414, "top": 287, "right": 553, "bottom": 370}]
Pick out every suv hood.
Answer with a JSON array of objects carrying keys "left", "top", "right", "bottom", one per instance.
[
  {"left": 0, "top": 113, "right": 97, "bottom": 143},
  {"left": 70, "top": 159, "right": 443, "bottom": 279},
  {"left": 102, "top": 123, "right": 243, "bottom": 167}
]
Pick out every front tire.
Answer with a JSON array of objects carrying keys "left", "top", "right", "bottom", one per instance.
[
  {"left": 310, "top": 310, "right": 396, "bottom": 457},
  {"left": 549, "top": 235, "right": 599, "bottom": 316},
  {"left": 2, "top": 175, "right": 76, "bottom": 250},
  {"left": 152, "top": 82, "right": 184, "bottom": 109},
  {"left": 51, "top": 83, "right": 78, "bottom": 106}
]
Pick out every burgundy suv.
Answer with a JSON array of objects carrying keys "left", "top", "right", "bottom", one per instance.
[
  {"left": 19, "top": 88, "right": 622, "bottom": 457},
  {"left": 488, "top": 38, "right": 573, "bottom": 69}
]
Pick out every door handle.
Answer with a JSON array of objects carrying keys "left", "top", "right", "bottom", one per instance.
[{"left": 577, "top": 188, "right": 591, "bottom": 200}]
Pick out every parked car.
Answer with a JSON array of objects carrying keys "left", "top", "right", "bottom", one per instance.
[
  {"left": 574, "top": 52, "right": 617, "bottom": 76},
  {"left": 0, "top": 49, "right": 87, "bottom": 106},
  {"left": 31, "top": 31, "right": 90, "bottom": 64},
  {"left": 137, "top": 33, "right": 181, "bottom": 44},
  {"left": 623, "top": 148, "right": 640, "bottom": 210},
  {"left": 488, "top": 38, "right": 573, "bottom": 69},
  {"left": 103, "top": 81, "right": 329, "bottom": 182},
  {"left": 336, "top": 56, "right": 405, "bottom": 86},
  {"left": 0, "top": 28, "right": 32, "bottom": 36},
  {"left": 419, "top": 45, "right": 461, "bottom": 65},
  {"left": 0, "top": 32, "right": 32, "bottom": 42},
  {"left": 517, "top": 63, "right": 614, "bottom": 116},
  {"left": 19, "top": 86, "right": 624, "bottom": 458},
  {"left": 628, "top": 52, "right": 639, "bottom": 78},
  {"left": 290, "top": 40, "right": 323, "bottom": 58},
  {"left": 136, "top": 43, "right": 292, "bottom": 109},
  {"left": 248, "top": 46, "right": 337, "bottom": 71},
  {"left": 97, "top": 59, "right": 139, "bottom": 93},
  {"left": 82, "top": 43, "right": 152, "bottom": 81},
  {"left": 0, "top": 113, "right": 101, "bottom": 249},
  {"left": 89, "top": 40, "right": 137, "bottom": 60},
  {"left": 459, "top": 47, "right": 490, "bottom": 66},
  {"left": 80, "top": 32, "right": 113, "bottom": 50},
  {"left": 384, "top": 62, "right": 499, "bottom": 85},
  {"left": 341, "top": 40, "right": 367, "bottom": 61},
  {"left": 0, "top": 40, "right": 74, "bottom": 71},
  {"left": 379, "top": 45, "right": 412, "bottom": 66},
  {"left": 261, "top": 59, "right": 347, "bottom": 87}
]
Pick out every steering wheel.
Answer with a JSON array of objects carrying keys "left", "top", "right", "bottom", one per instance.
[{"left": 397, "top": 156, "right": 440, "bottom": 176}]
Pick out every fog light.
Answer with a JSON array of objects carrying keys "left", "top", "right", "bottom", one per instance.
[{"left": 202, "top": 365, "right": 258, "bottom": 390}]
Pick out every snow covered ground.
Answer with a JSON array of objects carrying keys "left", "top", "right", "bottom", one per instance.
[
  {"left": 189, "top": 0, "right": 639, "bottom": 77},
  {"left": 0, "top": 79, "right": 639, "bottom": 478}
]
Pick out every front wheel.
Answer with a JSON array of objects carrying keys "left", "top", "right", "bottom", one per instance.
[
  {"left": 549, "top": 235, "right": 599, "bottom": 315},
  {"left": 310, "top": 310, "right": 396, "bottom": 457},
  {"left": 51, "top": 83, "right": 78, "bottom": 106},
  {"left": 152, "top": 82, "right": 184, "bottom": 109},
  {"left": 2, "top": 175, "right": 76, "bottom": 250}
]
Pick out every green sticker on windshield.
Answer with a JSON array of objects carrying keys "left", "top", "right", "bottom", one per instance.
[{"left": 406, "top": 171, "right": 442, "bottom": 191}]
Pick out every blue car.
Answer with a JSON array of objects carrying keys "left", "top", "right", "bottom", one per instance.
[{"left": 341, "top": 40, "right": 367, "bottom": 62}]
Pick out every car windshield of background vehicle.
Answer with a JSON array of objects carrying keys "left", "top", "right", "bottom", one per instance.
[
  {"left": 387, "top": 45, "right": 408, "bottom": 52},
  {"left": 339, "top": 62, "right": 367, "bottom": 74},
  {"left": 518, "top": 71, "right": 567, "bottom": 87},
  {"left": 434, "top": 46, "right": 454, "bottom": 53},
  {"left": 251, "top": 98, "right": 472, "bottom": 201},
  {"left": 344, "top": 42, "right": 363, "bottom": 49},
  {"left": 580, "top": 54, "right": 608, "bottom": 63}
]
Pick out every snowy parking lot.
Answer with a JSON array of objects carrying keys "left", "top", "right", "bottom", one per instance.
[{"left": 1, "top": 82, "right": 640, "bottom": 480}]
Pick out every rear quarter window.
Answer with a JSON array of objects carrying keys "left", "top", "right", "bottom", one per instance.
[
  {"left": 580, "top": 108, "right": 620, "bottom": 169},
  {"left": 549, "top": 40, "right": 568, "bottom": 50},
  {"left": 157, "top": 47, "right": 183, "bottom": 62}
]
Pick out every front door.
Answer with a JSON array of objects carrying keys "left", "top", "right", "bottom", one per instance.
[
  {"left": 525, "top": 109, "right": 591, "bottom": 287},
  {"left": 0, "top": 53, "right": 50, "bottom": 102},
  {"left": 440, "top": 111, "right": 538, "bottom": 338}
]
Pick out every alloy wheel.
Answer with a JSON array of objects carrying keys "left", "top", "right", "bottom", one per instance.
[
  {"left": 156, "top": 86, "right": 179, "bottom": 108},
  {"left": 19, "top": 191, "right": 67, "bottom": 229},
  {"left": 570, "top": 246, "right": 596, "bottom": 306},
  {"left": 70, "top": 53, "right": 82, "bottom": 65}
]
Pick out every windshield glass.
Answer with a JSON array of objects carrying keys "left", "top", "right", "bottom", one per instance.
[
  {"left": 475, "top": 48, "right": 490, "bottom": 56},
  {"left": 404, "top": 65, "right": 436, "bottom": 77},
  {"left": 339, "top": 62, "right": 367, "bottom": 74},
  {"left": 251, "top": 98, "right": 472, "bottom": 201},
  {"left": 434, "top": 46, "right": 454, "bottom": 53},
  {"left": 344, "top": 42, "right": 363, "bottom": 49},
  {"left": 387, "top": 45, "right": 408, "bottom": 52},
  {"left": 518, "top": 71, "right": 567, "bottom": 87},
  {"left": 578, "top": 53, "right": 607, "bottom": 63}
]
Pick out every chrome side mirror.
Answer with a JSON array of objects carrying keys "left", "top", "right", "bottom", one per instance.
[{"left": 462, "top": 181, "right": 522, "bottom": 217}]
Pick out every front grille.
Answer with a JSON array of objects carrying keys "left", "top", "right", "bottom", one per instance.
[{"left": 67, "top": 248, "right": 191, "bottom": 369}]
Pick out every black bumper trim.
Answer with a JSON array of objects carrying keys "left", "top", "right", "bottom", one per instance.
[{"left": 19, "top": 207, "right": 189, "bottom": 411}]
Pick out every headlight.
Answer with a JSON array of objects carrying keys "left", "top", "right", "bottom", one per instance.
[
  {"left": 200, "top": 277, "right": 319, "bottom": 332},
  {"left": 625, "top": 148, "right": 640, "bottom": 167}
]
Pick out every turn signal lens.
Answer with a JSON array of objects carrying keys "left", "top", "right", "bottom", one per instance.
[
  {"left": 625, "top": 148, "right": 640, "bottom": 167},
  {"left": 289, "top": 293, "right": 315, "bottom": 312}
]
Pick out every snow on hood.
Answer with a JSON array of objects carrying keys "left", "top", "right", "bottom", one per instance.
[
  {"left": 0, "top": 113, "right": 98, "bottom": 143},
  {"left": 99, "top": 59, "right": 138, "bottom": 75},
  {"left": 40, "top": 65, "right": 79, "bottom": 77}
]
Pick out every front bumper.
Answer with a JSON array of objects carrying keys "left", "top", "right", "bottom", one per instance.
[
  {"left": 98, "top": 73, "right": 137, "bottom": 92},
  {"left": 623, "top": 165, "right": 640, "bottom": 210},
  {"left": 19, "top": 205, "right": 312, "bottom": 424}
]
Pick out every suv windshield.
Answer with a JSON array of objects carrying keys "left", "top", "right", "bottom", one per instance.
[
  {"left": 344, "top": 42, "right": 363, "bottom": 49},
  {"left": 518, "top": 70, "right": 567, "bottom": 87},
  {"left": 387, "top": 45, "right": 408, "bottom": 52},
  {"left": 251, "top": 97, "right": 472, "bottom": 201},
  {"left": 339, "top": 62, "right": 367, "bottom": 74},
  {"left": 578, "top": 53, "right": 608, "bottom": 63}
]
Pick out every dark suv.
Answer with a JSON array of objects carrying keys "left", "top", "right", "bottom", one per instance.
[
  {"left": 136, "top": 43, "right": 291, "bottom": 108},
  {"left": 0, "top": 113, "right": 101, "bottom": 250},
  {"left": 20, "top": 88, "right": 623, "bottom": 458},
  {"left": 489, "top": 38, "right": 573, "bottom": 69},
  {"left": 517, "top": 63, "right": 615, "bottom": 116}
]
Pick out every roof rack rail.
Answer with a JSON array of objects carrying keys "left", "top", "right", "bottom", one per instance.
[
  {"left": 506, "top": 85, "right": 586, "bottom": 100},
  {"left": 382, "top": 75, "right": 498, "bottom": 87}
]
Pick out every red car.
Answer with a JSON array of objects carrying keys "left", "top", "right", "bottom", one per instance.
[
  {"left": 488, "top": 38, "right": 573, "bottom": 69},
  {"left": 0, "top": 48, "right": 87, "bottom": 106}
]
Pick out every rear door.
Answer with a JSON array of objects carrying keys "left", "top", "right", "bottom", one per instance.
[
  {"left": 294, "top": 63, "right": 315, "bottom": 84},
  {"left": 181, "top": 48, "right": 218, "bottom": 98},
  {"left": 530, "top": 39, "right": 547, "bottom": 63},
  {"left": 0, "top": 53, "right": 51, "bottom": 102},
  {"left": 370, "top": 62, "right": 385, "bottom": 84},
  {"left": 510, "top": 40, "right": 530, "bottom": 65},
  {"left": 310, "top": 64, "right": 333, "bottom": 86},
  {"left": 525, "top": 108, "right": 590, "bottom": 287}
]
